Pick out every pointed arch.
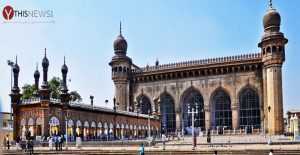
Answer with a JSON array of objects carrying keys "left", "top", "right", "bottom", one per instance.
[
  {"left": 68, "top": 119, "right": 74, "bottom": 127},
  {"left": 238, "top": 87, "right": 261, "bottom": 130},
  {"left": 136, "top": 94, "right": 152, "bottom": 115},
  {"left": 36, "top": 117, "right": 42, "bottom": 125},
  {"left": 28, "top": 118, "right": 34, "bottom": 125},
  {"left": 181, "top": 87, "right": 205, "bottom": 130},
  {"left": 21, "top": 118, "right": 26, "bottom": 126},
  {"left": 76, "top": 120, "right": 82, "bottom": 127},
  {"left": 180, "top": 86, "right": 204, "bottom": 107},
  {"left": 159, "top": 91, "right": 176, "bottom": 132},
  {"left": 210, "top": 89, "right": 232, "bottom": 130}
]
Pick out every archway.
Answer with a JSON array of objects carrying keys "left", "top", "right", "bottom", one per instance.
[
  {"left": 238, "top": 88, "right": 261, "bottom": 132},
  {"left": 28, "top": 118, "right": 34, "bottom": 137},
  {"left": 84, "top": 121, "right": 89, "bottom": 140},
  {"left": 76, "top": 120, "right": 82, "bottom": 137},
  {"left": 211, "top": 90, "right": 232, "bottom": 132},
  {"left": 68, "top": 119, "right": 74, "bottom": 140},
  {"left": 182, "top": 89, "right": 205, "bottom": 134},
  {"left": 49, "top": 116, "right": 60, "bottom": 135},
  {"left": 36, "top": 117, "right": 42, "bottom": 139},
  {"left": 160, "top": 92, "right": 176, "bottom": 133},
  {"left": 137, "top": 95, "right": 152, "bottom": 115},
  {"left": 91, "top": 121, "right": 96, "bottom": 140}
]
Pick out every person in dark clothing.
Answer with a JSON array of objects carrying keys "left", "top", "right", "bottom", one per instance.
[
  {"left": 29, "top": 137, "right": 34, "bottom": 154},
  {"left": 6, "top": 135, "right": 10, "bottom": 150},
  {"left": 55, "top": 136, "right": 59, "bottom": 151}
]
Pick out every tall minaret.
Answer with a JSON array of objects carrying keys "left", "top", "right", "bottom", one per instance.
[
  {"left": 39, "top": 48, "right": 51, "bottom": 100},
  {"left": 10, "top": 56, "right": 22, "bottom": 139},
  {"left": 33, "top": 63, "right": 40, "bottom": 97},
  {"left": 258, "top": 1, "right": 288, "bottom": 135},
  {"left": 109, "top": 22, "right": 132, "bottom": 111},
  {"left": 60, "top": 56, "right": 70, "bottom": 104}
]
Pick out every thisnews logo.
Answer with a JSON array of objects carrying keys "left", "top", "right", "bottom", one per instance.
[{"left": 2, "top": 5, "right": 55, "bottom": 24}]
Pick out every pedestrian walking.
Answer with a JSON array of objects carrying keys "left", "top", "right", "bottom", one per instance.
[
  {"left": 55, "top": 135, "right": 58, "bottom": 151},
  {"left": 269, "top": 149, "right": 274, "bottom": 155},
  {"left": 213, "top": 150, "right": 217, "bottom": 155},
  {"left": 140, "top": 143, "right": 145, "bottom": 155},
  {"left": 58, "top": 135, "right": 62, "bottom": 151},
  {"left": 6, "top": 135, "right": 10, "bottom": 149},
  {"left": 29, "top": 137, "right": 34, "bottom": 154},
  {"left": 16, "top": 136, "right": 20, "bottom": 150},
  {"left": 49, "top": 136, "right": 53, "bottom": 150},
  {"left": 162, "top": 133, "right": 166, "bottom": 150}
]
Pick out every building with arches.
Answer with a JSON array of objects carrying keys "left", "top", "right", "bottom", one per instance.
[
  {"left": 10, "top": 53, "right": 160, "bottom": 140},
  {"left": 110, "top": 3, "right": 287, "bottom": 135}
]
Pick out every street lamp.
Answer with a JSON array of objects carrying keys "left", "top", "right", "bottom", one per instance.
[
  {"left": 65, "top": 115, "right": 68, "bottom": 149},
  {"left": 148, "top": 109, "right": 151, "bottom": 147},
  {"left": 7, "top": 60, "right": 14, "bottom": 129},
  {"left": 188, "top": 102, "right": 198, "bottom": 150},
  {"left": 268, "top": 105, "right": 271, "bottom": 144},
  {"left": 135, "top": 98, "right": 140, "bottom": 139}
]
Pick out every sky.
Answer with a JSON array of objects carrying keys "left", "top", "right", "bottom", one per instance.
[{"left": 0, "top": 0, "right": 299, "bottom": 116}]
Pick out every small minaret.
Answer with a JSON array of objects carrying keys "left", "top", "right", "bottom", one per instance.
[
  {"left": 258, "top": 1, "right": 288, "bottom": 135},
  {"left": 109, "top": 22, "right": 132, "bottom": 111},
  {"left": 33, "top": 62, "right": 40, "bottom": 97},
  {"left": 39, "top": 48, "right": 51, "bottom": 100},
  {"left": 60, "top": 56, "right": 69, "bottom": 104},
  {"left": 10, "top": 55, "right": 22, "bottom": 140}
]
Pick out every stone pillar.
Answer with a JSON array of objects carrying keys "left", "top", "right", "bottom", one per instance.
[
  {"left": 175, "top": 107, "right": 181, "bottom": 130},
  {"left": 204, "top": 104, "right": 211, "bottom": 130},
  {"left": 232, "top": 104, "right": 239, "bottom": 129}
]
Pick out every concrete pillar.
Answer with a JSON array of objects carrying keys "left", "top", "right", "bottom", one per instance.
[
  {"left": 204, "top": 105, "right": 211, "bottom": 130},
  {"left": 175, "top": 107, "right": 181, "bottom": 130},
  {"left": 232, "top": 104, "right": 239, "bottom": 129}
]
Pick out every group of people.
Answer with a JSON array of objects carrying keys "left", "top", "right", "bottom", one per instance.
[
  {"left": 4, "top": 134, "right": 34, "bottom": 154},
  {"left": 48, "top": 134, "right": 64, "bottom": 151}
]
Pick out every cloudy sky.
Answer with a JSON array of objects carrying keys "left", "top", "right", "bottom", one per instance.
[{"left": 0, "top": 0, "right": 299, "bottom": 116}]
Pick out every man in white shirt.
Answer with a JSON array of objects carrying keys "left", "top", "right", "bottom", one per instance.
[
  {"left": 6, "top": 135, "right": 10, "bottom": 150},
  {"left": 161, "top": 133, "right": 166, "bottom": 150}
]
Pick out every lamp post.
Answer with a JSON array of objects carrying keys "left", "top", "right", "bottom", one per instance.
[
  {"left": 135, "top": 99, "right": 140, "bottom": 139},
  {"left": 65, "top": 115, "right": 68, "bottom": 149},
  {"left": 268, "top": 105, "right": 271, "bottom": 144},
  {"left": 7, "top": 60, "right": 14, "bottom": 129},
  {"left": 188, "top": 102, "right": 198, "bottom": 150},
  {"left": 148, "top": 109, "right": 151, "bottom": 147}
]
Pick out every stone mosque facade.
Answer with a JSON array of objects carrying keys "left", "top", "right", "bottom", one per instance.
[{"left": 110, "top": 3, "right": 287, "bottom": 135}]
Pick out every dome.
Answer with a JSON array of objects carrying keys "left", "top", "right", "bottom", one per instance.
[
  {"left": 263, "top": 8, "right": 281, "bottom": 30},
  {"left": 42, "top": 55, "right": 49, "bottom": 69},
  {"left": 113, "top": 34, "right": 127, "bottom": 53},
  {"left": 13, "top": 63, "right": 19, "bottom": 74},
  {"left": 34, "top": 69, "right": 40, "bottom": 79},
  {"left": 61, "top": 64, "right": 68, "bottom": 74}
]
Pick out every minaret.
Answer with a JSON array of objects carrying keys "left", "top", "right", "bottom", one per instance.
[
  {"left": 109, "top": 22, "right": 132, "bottom": 111},
  {"left": 258, "top": 1, "right": 288, "bottom": 135},
  {"left": 33, "top": 62, "right": 40, "bottom": 97},
  {"left": 10, "top": 56, "right": 22, "bottom": 139},
  {"left": 39, "top": 48, "right": 51, "bottom": 100},
  {"left": 60, "top": 56, "right": 70, "bottom": 104}
]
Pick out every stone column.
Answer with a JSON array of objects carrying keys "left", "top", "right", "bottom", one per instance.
[
  {"left": 175, "top": 107, "right": 181, "bottom": 130},
  {"left": 204, "top": 104, "right": 211, "bottom": 130},
  {"left": 232, "top": 103, "right": 239, "bottom": 130}
]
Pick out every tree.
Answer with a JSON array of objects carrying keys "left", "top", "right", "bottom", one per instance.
[
  {"left": 20, "top": 76, "right": 82, "bottom": 102},
  {"left": 69, "top": 91, "right": 82, "bottom": 102},
  {"left": 21, "top": 84, "right": 35, "bottom": 100}
]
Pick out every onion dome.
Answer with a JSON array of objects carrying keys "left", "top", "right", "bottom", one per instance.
[
  {"left": 12, "top": 56, "right": 20, "bottom": 74},
  {"left": 263, "top": 2, "right": 281, "bottom": 31},
  {"left": 61, "top": 56, "right": 68, "bottom": 74},
  {"left": 34, "top": 63, "right": 40, "bottom": 79},
  {"left": 42, "top": 48, "right": 49, "bottom": 69},
  {"left": 113, "top": 22, "right": 127, "bottom": 54}
]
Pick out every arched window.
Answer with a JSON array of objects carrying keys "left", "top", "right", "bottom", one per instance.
[
  {"left": 182, "top": 89, "right": 205, "bottom": 130},
  {"left": 160, "top": 93, "right": 176, "bottom": 132},
  {"left": 239, "top": 88, "right": 261, "bottom": 129},
  {"left": 211, "top": 90, "right": 232, "bottom": 130},
  {"left": 137, "top": 95, "right": 152, "bottom": 115}
]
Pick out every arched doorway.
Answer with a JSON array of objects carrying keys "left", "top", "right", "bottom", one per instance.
[
  {"left": 49, "top": 117, "right": 60, "bottom": 135},
  {"left": 28, "top": 118, "right": 34, "bottom": 137},
  {"left": 76, "top": 120, "right": 82, "bottom": 137},
  {"left": 91, "top": 121, "right": 96, "bottom": 140},
  {"left": 182, "top": 89, "right": 205, "bottom": 134},
  {"left": 36, "top": 117, "right": 42, "bottom": 139},
  {"left": 160, "top": 93, "right": 176, "bottom": 133},
  {"left": 211, "top": 90, "right": 232, "bottom": 133},
  {"left": 20, "top": 119, "right": 26, "bottom": 141},
  {"left": 239, "top": 88, "right": 261, "bottom": 133},
  {"left": 84, "top": 121, "right": 89, "bottom": 140},
  {"left": 137, "top": 95, "right": 152, "bottom": 115},
  {"left": 68, "top": 119, "right": 74, "bottom": 140}
]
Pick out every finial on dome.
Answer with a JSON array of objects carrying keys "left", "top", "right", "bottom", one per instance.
[
  {"left": 120, "top": 21, "right": 122, "bottom": 34},
  {"left": 36, "top": 62, "right": 38, "bottom": 70},
  {"left": 269, "top": 0, "right": 273, "bottom": 8},
  {"left": 44, "top": 48, "right": 47, "bottom": 56},
  {"left": 15, "top": 55, "right": 18, "bottom": 64},
  {"left": 64, "top": 55, "right": 66, "bottom": 65}
]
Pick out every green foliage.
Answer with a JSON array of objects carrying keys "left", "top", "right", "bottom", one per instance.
[
  {"left": 21, "top": 84, "right": 35, "bottom": 100},
  {"left": 20, "top": 76, "right": 82, "bottom": 102},
  {"left": 69, "top": 91, "right": 82, "bottom": 102}
]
